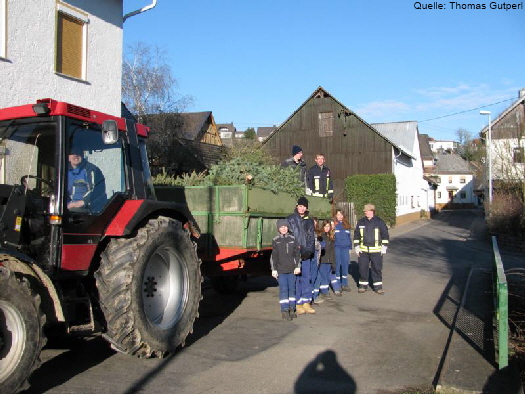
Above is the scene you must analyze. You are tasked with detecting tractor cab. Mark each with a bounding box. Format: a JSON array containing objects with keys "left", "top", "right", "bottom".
[{"left": 0, "top": 99, "right": 153, "bottom": 273}]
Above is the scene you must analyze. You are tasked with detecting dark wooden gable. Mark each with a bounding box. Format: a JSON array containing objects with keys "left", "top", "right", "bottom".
[{"left": 264, "top": 86, "right": 395, "bottom": 194}]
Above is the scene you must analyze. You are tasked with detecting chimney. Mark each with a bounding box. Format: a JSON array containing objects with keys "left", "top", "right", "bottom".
[{"left": 520, "top": 88, "right": 525, "bottom": 98}]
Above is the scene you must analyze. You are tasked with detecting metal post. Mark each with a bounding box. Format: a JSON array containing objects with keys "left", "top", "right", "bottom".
[
  {"left": 480, "top": 111, "right": 492, "bottom": 204},
  {"left": 488, "top": 115, "right": 493, "bottom": 204}
]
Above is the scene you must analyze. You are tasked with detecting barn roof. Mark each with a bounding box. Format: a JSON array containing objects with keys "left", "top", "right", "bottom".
[{"left": 264, "top": 86, "right": 413, "bottom": 158}]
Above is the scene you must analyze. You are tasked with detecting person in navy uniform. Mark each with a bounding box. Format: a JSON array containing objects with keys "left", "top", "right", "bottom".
[
  {"left": 353, "top": 204, "right": 389, "bottom": 295},
  {"left": 67, "top": 147, "right": 106, "bottom": 212},
  {"left": 307, "top": 153, "right": 333, "bottom": 201}
]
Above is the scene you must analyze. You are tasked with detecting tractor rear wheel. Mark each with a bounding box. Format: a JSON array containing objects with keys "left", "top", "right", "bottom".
[
  {"left": 0, "top": 266, "right": 46, "bottom": 394},
  {"left": 95, "top": 217, "right": 202, "bottom": 357}
]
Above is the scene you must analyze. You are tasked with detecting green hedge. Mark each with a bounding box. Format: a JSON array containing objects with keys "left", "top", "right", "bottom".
[{"left": 345, "top": 174, "right": 397, "bottom": 226}]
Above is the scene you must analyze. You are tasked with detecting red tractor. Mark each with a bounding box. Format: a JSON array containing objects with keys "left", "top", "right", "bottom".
[{"left": 0, "top": 99, "right": 202, "bottom": 393}]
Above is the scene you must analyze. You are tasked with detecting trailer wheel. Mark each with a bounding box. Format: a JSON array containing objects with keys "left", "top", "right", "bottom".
[
  {"left": 0, "top": 266, "right": 46, "bottom": 394},
  {"left": 95, "top": 217, "right": 202, "bottom": 358}
]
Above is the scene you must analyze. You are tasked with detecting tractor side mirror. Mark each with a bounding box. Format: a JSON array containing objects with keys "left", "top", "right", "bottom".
[{"left": 102, "top": 120, "right": 119, "bottom": 145}]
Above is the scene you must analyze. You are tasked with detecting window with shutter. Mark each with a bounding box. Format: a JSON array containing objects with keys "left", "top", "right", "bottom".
[
  {"left": 318, "top": 112, "right": 333, "bottom": 137},
  {"left": 56, "top": 4, "right": 88, "bottom": 80}
]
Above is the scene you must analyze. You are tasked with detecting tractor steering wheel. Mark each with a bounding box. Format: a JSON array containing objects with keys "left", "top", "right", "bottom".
[{"left": 20, "top": 175, "right": 54, "bottom": 195}]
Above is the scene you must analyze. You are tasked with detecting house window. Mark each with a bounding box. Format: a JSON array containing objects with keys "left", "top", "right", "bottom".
[
  {"left": 436, "top": 177, "right": 441, "bottom": 183},
  {"left": 460, "top": 176, "right": 466, "bottom": 184},
  {"left": 0, "top": 0, "right": 6, "bottom": 58},
  {"left": 448, "top": 176, "right": 453, "bottom": 184},
  {"left": 411, "top": 196, "right": 415, "bottom": 208},
  {"left": 56, "top": 3, "right": 88, "bottom": 80},
  {"left": 318, "top": 112, "right": 333, "bottom": 137},
  {"left": 220, "top": 131, "right": 232, "bottom": 139},
  {"left": 437, "top": 192, "right": 441, "bottom": 199},
  {"left": 460, "top": 192, "right": 466, "bottom": 199},
  {"left": 514, "top": 147, "right": 524, "bottom": 164}
]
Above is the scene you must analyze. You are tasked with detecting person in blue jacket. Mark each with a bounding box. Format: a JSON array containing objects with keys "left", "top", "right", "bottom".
[
  {"left": 333, "top": 209, "right": 352, "bottom": 292},
  {"left": 67, "top": 147, "right": 106, "bottom": 212}
]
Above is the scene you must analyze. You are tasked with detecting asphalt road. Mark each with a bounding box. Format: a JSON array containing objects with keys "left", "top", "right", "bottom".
[{"left": 21, "top": 210, "right": 518, "bottom": 394}]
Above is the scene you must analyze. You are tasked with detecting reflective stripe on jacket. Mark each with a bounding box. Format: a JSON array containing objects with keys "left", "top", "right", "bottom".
[
  {"left": 307, "top": 165, "right": 333, "bottom": 198},
  {"left": 353, "top": 215, "right": 389, "bottom": 253}
]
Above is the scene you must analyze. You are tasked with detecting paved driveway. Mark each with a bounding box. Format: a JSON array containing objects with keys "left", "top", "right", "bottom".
[{"left": 24, "top": 210, "right": 510, "bottom": 394}]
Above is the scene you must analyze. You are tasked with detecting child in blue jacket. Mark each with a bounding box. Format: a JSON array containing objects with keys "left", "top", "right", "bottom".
[{"left": 333, "top": 209, "right": 352, "bottom": 292}]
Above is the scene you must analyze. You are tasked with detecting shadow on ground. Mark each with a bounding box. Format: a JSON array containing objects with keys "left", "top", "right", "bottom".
[{"left": 294, "top": 350, "right": 357, "bottom": 394}]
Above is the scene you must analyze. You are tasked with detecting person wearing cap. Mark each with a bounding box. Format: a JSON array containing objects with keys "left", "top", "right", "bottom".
[
  {"left": 67, "top": 147, "right": 106, "bottom": 212},
  {"left": 287, "top": 196, "right": 316, "bottom": 314},
  {"left": 270, "top": 219, "right": 301, "bottom": 321},
  {"left": 353, "top": 204, "right": 389, "bottom": 295},
  {"left": 306, "top": 153, "right": 333, "bottom": 201},
  {"left": 282, "top": 145, "right": 307, "bottom": 187}
]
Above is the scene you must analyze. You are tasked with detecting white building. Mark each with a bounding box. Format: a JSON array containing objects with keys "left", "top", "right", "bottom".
[
  {"left": 0, "top": 0, "right": 135, "bottom": 116},
  {"left": 433, "top": 150, "right": 477, "bottom": 209},
  {"left": 480, "top": 88, "right": 525, "bottom": 190},
  {"left": 372, "top": 121, "right": 433, "bottom": 224},
  {"left": 429, "top": 139, "right": 457, "bottom": 152}
]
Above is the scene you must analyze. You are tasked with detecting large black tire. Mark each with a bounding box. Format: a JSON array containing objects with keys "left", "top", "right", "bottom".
[
  {"left": 0, "top": 266, "right": 46, "bottom": 394},
  {"left": 95, "top": 216, "right": 202, "bottom": 358}
]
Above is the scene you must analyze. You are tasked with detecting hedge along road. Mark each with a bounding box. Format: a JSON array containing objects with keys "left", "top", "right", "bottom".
[{"left": 24, "top": 210, "right": 495, "bottom": 394}]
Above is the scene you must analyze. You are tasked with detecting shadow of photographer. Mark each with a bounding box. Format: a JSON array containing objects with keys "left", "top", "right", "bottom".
[{"left": 295, "top": 350, "right": 357, "bottom": 394}]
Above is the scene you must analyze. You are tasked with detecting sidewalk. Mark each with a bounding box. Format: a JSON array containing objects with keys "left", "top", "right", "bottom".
[{"left": 432, "top": 210, "right": 523, "bottom": 393}]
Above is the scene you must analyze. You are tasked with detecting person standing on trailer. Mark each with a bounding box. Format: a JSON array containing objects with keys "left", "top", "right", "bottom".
[
  {"left": 282, "top": 145, "right": 308, "bottom": 188},
  {"left": 306, "top": 153, "right": 333, "bottom": 202}
]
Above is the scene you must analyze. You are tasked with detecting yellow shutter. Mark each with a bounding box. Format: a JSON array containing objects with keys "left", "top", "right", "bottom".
[{"left": 56, "top": 12, "right": 83, "bottom": 79}]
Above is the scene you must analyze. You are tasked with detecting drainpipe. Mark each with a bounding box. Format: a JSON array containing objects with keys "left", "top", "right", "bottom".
[{"left": 123, "top": 0, "right": 158, "bottom": 23}]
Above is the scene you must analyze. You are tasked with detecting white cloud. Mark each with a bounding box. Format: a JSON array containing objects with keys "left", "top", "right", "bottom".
[{"left": 353, "top": 100, "right": 411, "bottom": 121}]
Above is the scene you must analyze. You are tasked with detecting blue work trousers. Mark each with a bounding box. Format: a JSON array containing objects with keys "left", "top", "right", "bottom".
[
  {"left": 278, "top": 273, "right": 296, "bottom": 311},
  {"left": 335, "top": 247, "right": 350, "bottom": 287},
  {"left": 317, "top": 263, "right": 332, "bottom": 294},
  {"left": 296, "top": 258, "right": 314, "bottom": 305}
]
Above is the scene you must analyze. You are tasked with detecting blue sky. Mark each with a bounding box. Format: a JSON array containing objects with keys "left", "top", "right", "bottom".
[{"left": 123, "top": 1, "right": 524, "bottom": 141}]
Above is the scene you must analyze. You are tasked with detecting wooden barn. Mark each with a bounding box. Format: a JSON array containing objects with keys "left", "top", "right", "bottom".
[{"left": 264, "top": 86, "right": 404, "bottom": 199}]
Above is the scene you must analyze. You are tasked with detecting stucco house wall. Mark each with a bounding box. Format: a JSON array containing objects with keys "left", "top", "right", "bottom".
[
  {"left": 373, "top": 122, "right": 433, "bottom": 225},
  {"left": 0, "top": 0, "right": 123, "bottom": 116}
]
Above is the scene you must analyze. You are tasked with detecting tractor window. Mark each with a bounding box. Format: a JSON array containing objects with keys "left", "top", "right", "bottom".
[
  {"left": 0, "top": 122, "right": 56, "bottom": 197},
  {"left": 67, "top": 125, "right": 125, "bottom": 214}
]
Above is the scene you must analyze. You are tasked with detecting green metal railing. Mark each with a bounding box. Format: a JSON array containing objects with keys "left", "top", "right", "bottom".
[{"left": 492, "top": 236, "right": 509, "bottom": 369}]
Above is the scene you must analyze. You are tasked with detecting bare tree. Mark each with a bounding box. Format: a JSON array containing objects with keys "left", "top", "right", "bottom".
[
  {"left": 455, "top": 127, "right": 477, "bottom": 161},
  {"left": 122, "top": 42, "right": 192, "bottom": 168}
]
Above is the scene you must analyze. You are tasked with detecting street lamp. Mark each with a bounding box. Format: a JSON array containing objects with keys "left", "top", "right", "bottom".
[{"left": 480, "top": 110, "right": 492, "bottom": 204}]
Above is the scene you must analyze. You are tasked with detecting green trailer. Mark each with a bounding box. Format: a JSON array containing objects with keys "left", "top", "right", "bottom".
[{"left": 155, "top": 185, "right": 332, "bottom": 290}]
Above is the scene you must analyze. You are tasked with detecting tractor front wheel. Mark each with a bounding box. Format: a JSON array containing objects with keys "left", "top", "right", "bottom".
[
  {"left": 95, "top": 217, "right": 202, "bottom": 358},
  {"left": 0, "top": 266, "right": 46, "bottom": 394}
]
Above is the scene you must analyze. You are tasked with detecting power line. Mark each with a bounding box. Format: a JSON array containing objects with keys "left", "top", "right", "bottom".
[{"left": 418, "top": 96, "right": 517, "bottom": 123}]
